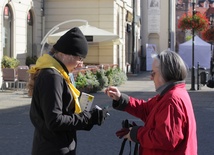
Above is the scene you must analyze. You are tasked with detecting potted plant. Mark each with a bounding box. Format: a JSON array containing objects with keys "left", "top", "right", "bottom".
[
  {"left": 202, "top": 27, "right": 214, "bottom": 42},
  {"left": 178, "top": 12, "right": 209, "bottom": 32},
  {"left": 75, "top": 71, "right": 99, "bottom": 93},
  {"left": 1, "top": 56, "right": 20, "bottom": 89},
  {"left": 105, "top": 67, "right": 127, "bottom": 86},
  {"left": 75, "top": 65, "right": 127, "bottom": 93},
  {"left": 25, "top": 55, "right": 38, "bottom": 67},
  {"left": 1, "top": 55, "right": 20, "bottom": 69}
]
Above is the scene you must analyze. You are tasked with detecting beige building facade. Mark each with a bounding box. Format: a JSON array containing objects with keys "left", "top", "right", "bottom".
[
  {"left": 43, "top": 0, "right": 141, "bottom": 73},
  {"left": 0, "top": 0, "right": 43, "bottom": 61},
  {"left": 0, "top": 0, "right": 43, "bottom": 86},
  {"left": 0, "top": 0, "right": 142, "bottom": 86},
  {"left": 140, "top": 0, "right": 176, "bottom": 55},
  {"left": 0, "top": 0, "right": 177, "bottom": 86}
]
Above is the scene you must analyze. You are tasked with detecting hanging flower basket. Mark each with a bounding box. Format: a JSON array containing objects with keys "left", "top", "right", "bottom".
[
  {"left": 202, "top": 27, "right": 214, "bottom": 43},
  {"left": 178, "top": 12, "right": 209, "bottom": 32}
]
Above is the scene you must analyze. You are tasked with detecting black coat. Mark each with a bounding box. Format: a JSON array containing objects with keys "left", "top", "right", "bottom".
[{"left": 30, "top": 66, "right": 93, "bottom": 155}]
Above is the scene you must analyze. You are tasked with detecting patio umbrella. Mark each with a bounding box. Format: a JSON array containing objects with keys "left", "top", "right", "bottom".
[{"left": 47, "top": 24, "right": 119, "bottom": 44}]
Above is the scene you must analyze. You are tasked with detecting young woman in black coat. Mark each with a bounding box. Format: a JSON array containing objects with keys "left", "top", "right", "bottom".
[{"left": 29, "top": 27, "right": 108, "bottom": 155}]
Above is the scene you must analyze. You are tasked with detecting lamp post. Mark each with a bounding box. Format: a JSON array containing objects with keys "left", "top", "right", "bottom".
[
  {"left": 190, "top": 0, "right": 196, "bottom": 90},
  {"left": 131, "top": 0, "right": 136, "bottom": 74}
]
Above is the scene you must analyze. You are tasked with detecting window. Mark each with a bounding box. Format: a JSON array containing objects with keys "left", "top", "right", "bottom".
[
  {"left": 27, "top": 10, "right": 33, "bottom": 57},
  {"left": 3, "top": 5, "right": 13, "bottom": 57}
]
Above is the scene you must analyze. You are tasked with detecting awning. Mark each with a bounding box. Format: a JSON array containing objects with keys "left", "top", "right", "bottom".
[{"left": 47, "top": 25, "right": 119, "bottom": 44}]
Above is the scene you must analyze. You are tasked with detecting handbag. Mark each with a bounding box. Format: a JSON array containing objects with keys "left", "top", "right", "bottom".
[{"left": 117, "top": 119, "right": 139, "bottom": 155}]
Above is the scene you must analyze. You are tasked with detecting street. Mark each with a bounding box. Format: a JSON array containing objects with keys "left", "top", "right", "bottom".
[{"left": 0, "top": 72, "right": 214, "bottom": 155}]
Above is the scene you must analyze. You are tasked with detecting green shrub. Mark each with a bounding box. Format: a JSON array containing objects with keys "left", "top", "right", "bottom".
[
  {"left": 75, "top": 67, "right": 127, "bottom": 93},
  {"left": 110, "top": 68, "right": 127, "bottom": 86},
  {"left": 76, "top": 70, "right": 99, "bottom": 93},
  {"left": 1, "top": 55, "right": 20, "bottom": 68},
  {"left": 85, "top": 70, "right": 100, "bottom": 92},
  {"left": 105, "top": 67, "right": 127, "bottom": 86},
  {"left": 75, "top": 72, "right": 87, "bottom": 89},
  {"left": 25, "top": 56, "right": 38, "bottom": 66},
  {"left": 96, "top": 69, "right": 109, "bottom": 90}
]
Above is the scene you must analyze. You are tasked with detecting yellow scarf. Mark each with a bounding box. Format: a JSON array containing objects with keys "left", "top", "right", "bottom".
[{"left": 28, "top": 54, "right": 82, "bottom": 114}]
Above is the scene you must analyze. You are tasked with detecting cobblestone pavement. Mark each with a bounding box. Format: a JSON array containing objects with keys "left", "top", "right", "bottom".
[{"left": 0, "top": 71, "right": 214, "bottom": 155}]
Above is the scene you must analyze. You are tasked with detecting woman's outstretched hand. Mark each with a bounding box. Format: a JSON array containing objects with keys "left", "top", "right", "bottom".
[{"left": 104, "top": 86, "right": 121, "bottom": 101}]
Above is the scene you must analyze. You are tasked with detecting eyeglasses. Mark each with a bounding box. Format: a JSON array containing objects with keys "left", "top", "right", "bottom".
[
  {"left": 150, "top": 71, "right": 156, "bottom": 78},
  {"left": 78, "top": 57, "right": 84, "bottom": 62},
  {"left": 70, "top": 55, "right": 84, "bottom": 62}
]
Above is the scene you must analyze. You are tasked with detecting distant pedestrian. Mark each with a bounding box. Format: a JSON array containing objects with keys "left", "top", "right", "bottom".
[
  {"left": 105, "top": 50, "right": 197, "bottom": 155},
  {"left": 29, "top": 27, "right": 108, "bottom": 155}
]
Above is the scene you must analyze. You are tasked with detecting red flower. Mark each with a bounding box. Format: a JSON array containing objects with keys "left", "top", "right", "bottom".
[
  {"left": 202, "top": 27, "right": 214, "bottom": 42},
  {"left": 178, "top": 12, "right": 209, "bottom": 32}
]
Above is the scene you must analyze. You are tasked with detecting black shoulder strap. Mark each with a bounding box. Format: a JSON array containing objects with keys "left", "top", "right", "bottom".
[
  {"left": 119, "top": 119, "right": 139, "bottom": 155},
  {"left": 119, "top": 139, "right": 126, "bottom": 155},
  {"left": 119, "top": 138, "right": 138, "bottom": 155},
  {"left": 134, "top": 143, "right": 139, "bottom": 155},
  {"left": 119, "top": 139, "right": 131, "bottom": 155}
]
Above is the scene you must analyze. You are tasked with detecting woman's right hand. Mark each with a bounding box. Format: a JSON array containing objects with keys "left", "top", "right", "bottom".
[{"left": 104, "top": 86, "right": 121, "bottom": 101}]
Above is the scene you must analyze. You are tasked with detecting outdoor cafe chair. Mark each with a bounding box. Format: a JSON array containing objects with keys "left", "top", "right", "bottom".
[
  {"left": 17, "top": 66, "right": 29, "bottom": 89},
  {"left": 1, "top": 68, "right": 17, "bottom": 90}
]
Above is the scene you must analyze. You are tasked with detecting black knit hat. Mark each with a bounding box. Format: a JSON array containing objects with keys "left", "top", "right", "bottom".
[{"left": 53, "top": 27, "right": 88, "bottom": 58}]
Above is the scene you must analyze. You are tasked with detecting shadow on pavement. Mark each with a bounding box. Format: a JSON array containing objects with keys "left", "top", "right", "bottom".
[{"left": 0, "top": 104, "right": 33, "bottom": 155}]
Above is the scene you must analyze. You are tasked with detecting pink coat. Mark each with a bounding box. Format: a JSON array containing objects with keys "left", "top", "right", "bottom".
[{"left": 125, "top": 83, "right": 197, "bottom": 155}]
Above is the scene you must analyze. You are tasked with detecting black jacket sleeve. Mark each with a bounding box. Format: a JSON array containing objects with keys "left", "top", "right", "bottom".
[{"left": 112, "top": 93, "right": 129, "bottom": 111}]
